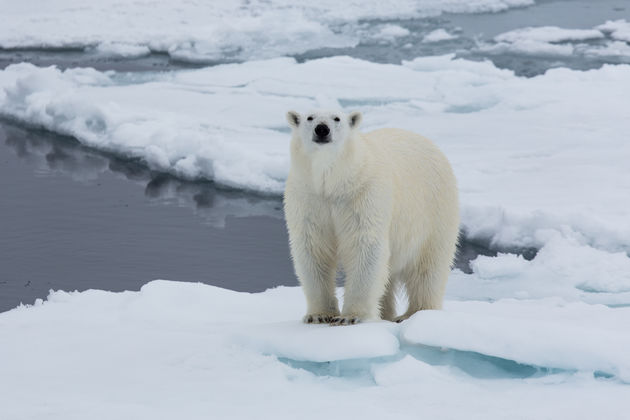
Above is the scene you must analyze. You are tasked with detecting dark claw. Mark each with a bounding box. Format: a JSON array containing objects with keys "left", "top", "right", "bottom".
[
  {"left": 329, "top": 316, "right": 359, "bottom": 326},
  {"left": 306, "top": 315, "right": 313, "bottom": 323}
]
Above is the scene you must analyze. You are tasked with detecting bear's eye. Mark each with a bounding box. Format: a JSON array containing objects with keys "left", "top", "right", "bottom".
[
  {"left": 334, "top": 117, "right": 340, "bottom": 122},
  {"left": 307, "top": 116, "right": 313, "bottom": 121}
]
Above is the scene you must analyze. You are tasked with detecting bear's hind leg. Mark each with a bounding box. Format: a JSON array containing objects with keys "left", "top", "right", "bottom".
[
  {"left": 398, "top": 258, "right": 450, "bottom": 321},
  {"left": 379, "top": 279, "right": 397, "bottom": 321}
]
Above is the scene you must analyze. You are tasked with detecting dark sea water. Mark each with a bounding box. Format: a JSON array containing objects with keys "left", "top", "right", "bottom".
[
  {"left": 0, "top": 123, "right": 292, "bottom": 311},
  {"left": 0, "top": 0, "right": 625, "bottom": 311}
]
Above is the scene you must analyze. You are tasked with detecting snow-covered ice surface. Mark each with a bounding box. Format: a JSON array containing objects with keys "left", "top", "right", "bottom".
[
  {"left": 0, "top": 0, "right": 534, "bottom": 62},
  {"left": 2, "top": 280, "right": 629, "bottom": 419}
]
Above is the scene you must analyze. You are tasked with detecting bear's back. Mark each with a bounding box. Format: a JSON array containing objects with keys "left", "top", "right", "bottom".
[{"left": 361, "top": 128, "right": 453, "bottom": 185}]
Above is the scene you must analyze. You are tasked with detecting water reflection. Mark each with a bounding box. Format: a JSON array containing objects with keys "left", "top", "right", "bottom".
[{"left": 1, "top": 122, "right": 283, "bottom": 227}]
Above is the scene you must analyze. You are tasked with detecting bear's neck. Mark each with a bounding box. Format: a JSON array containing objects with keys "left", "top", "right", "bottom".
[{"left": 303, "top": 134, "right": 368, "bottom": 197}]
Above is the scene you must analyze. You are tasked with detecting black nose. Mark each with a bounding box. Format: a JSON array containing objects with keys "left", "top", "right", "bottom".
[{"left": 314, "top": 124, "right": 330, "bottom": 137}]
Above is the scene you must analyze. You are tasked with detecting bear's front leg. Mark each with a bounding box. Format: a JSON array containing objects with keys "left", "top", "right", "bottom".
[
  {"left": 285, "top": 196, "right": 340, "bottom": 324},
  {"left": 333, "top": 195, "right": 391, "bottom": 325},
  {"left": 294, "top": 232, "right": 339, "bottom": 323},
  {"left": 332, "top": 239, "right": 390, "bottom": 325}
]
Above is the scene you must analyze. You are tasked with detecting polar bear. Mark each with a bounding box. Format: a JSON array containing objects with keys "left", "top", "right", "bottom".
[{"left": 284, "top": 110, "right": 459, "bottom": 325}]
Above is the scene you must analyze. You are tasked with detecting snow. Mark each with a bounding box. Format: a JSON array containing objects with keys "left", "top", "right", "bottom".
[
  {"left": 0, "top": 0, "right": 534, "bottom": 62},
  {"left": 1, "top": 55, "right": 629, "bottom": 252},
  {"left": 422, "top": 28, "right": 459, "bottom": 43},
  {"left": 1, "top": 279, "right": 629, "bottom": 419}
]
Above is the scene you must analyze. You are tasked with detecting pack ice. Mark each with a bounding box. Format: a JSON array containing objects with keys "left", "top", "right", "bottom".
[{"left": 0, "top": 0, "right": 534, "bottom": 61}]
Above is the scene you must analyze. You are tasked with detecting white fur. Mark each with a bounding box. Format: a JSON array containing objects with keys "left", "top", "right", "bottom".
[{"left": 284, "top": 110, "right": 459, "bottom": 325}]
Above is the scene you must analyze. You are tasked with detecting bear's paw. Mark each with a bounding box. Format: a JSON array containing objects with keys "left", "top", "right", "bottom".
[
  {"left": 303, "top": 313, "right": 338, "bottom": 324},
  {"left": 330, "top": 315, "right": 361, "bottom": 326}
]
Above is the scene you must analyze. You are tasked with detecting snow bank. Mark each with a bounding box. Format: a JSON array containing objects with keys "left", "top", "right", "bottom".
[
  {"left": 1, "top": 55, "right": 629, "bottom": 251},
  {"left": 447, "top": 234, "right": 630, "bottom": 306},
  {"left": 0, "top": 0, "right": 534, "bottom": 62},
  {"left": 1, "top": 279, "right": 629, "bottom": 419}
]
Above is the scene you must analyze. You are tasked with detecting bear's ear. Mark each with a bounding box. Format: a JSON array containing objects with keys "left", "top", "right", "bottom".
[
  {"left": 348, "top": 111, "right": 362, "bottom": 129},
  {"left": 286, "top": 111, "right": 300, "bottom": 129}
]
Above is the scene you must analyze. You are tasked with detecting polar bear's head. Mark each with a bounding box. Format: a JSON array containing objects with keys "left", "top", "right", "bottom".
[{"left": 286, "top": 109, "right": 362, "bottom": 153}]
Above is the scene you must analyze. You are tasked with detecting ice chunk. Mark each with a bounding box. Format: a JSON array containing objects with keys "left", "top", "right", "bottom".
[
  {"left": 494, "top": 27, "right": 605, "bottom": 43},
  {"left": 422, "top": 29, "right": 459, "bottom": 43},
  {"left": 92, "top": 42, "right": 151, "bottom": 58},
  {"left": 480, "top": 39, "right": 575, "bottom": 56},
  {"left": 401, "top": 301, "right": 630, "bottom": 381},
  {"left": 597, "top": 19, "right": 630, "bottom": 42},
  {"left": 373, "top": 24, "right": 411, "bottom": 41}
]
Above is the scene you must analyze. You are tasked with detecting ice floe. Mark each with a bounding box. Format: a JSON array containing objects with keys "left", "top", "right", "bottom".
[{"left": 1, "top": 279, "right": 629, "bottom": 419}]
